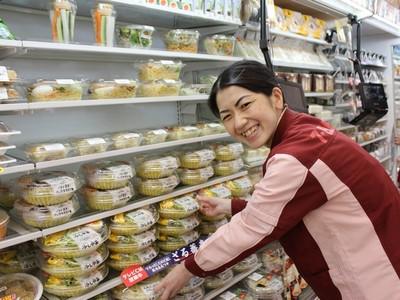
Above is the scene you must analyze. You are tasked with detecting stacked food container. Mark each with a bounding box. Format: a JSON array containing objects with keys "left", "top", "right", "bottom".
[
  {"left": 178, "top": 148, "right": 216, "bottom": 186},
  {"left": 212, "top": 142, "right": 245, "bottom": 177}
]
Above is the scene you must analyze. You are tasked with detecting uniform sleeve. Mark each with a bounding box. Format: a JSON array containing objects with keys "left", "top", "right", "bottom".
[
  {"left": 185, "top": 153, "right": 326, "bottom": 277},
  {"left": 231, "top": 199, "right": 247, "bottom": 215}
]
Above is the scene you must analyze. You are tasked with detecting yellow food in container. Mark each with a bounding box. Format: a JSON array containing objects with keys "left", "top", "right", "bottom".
[
  {"left": 165, "top": 29, "right": 200, "bottom": 53},
  {"left": 88, "top": 80, "right": 137, "bottom": 99},
  {"left": 204, "top": 268, "right": 234, "bottom": 289},
  {"left": 157, "top": 214, "right": 200, "bottom": 236},
  {"left": 0, "top": 182, "right": 16, "bottom": 209},
  {"left": 199, "top": 217, "right": 228, "bottom": 235},
  {"left": 137, "top": 80, "right": 182, "bottom": 97},
  {"left": 24, "top": 142, "right": 71, "bottom": 162},
  {"left": 213, "top": 158, "right": 244, "bottom": 176},
  {"left": 180, "top": 149, "right": 215, "bottom": 169},
  {"left": 196, "top": 122, "right": 225, "bottom": 136},
  {"left": 71, "top": 137, "right": 110, "bottom": 156},
  {"left": 110, "top": 132, "right": 142, "bottom": 149},
  {"left": 212, "top": 142, "right": 244, "bottom": 161},
  {"left": 137, "top": 174, "right": 179, "bottom": 197},
  {"left": 157, "top": 230, "right": 199, "bottom": 252},
  {"left": 179, "top": 166, "right": 214, "bottom": 185},
  {"left": 137, "top": 156, "right": 179, "bottom": 179},
  {"left": 107, "top": 246, "right": 158, "bottom": 271},
  {"left": 112, "top": 275, "right": 161, "bottom": 300},
  {"left": 107, "top": 228, "right": 156, "bottom": 253},
  {"left": 0, "top": 243, "right": 37, "bottom": 274},
  {"left": 110, "top": 205, "right": 158, "bottom": 235},
  {"left": 137, "top": 60, "right": 183, "bottom": 81},
  {"left": 233, "top": 253, "right": 259, "bottom": 273},
  {"left": 225, "top": 176, "right": 253, "bottom": 197},
  {"left": 141, "top": 129, "right": 168, "bottom": 145},
  {"left": 166, "top": 125, "right": 201, "bottom": 141},
  {"left": 27, "top": 79, "right": 83, "bottom": 102},
  {"left": 158, "top": 194, "right": 199, "bottom": 219},
  {"left": 204, "top": 35, "right": 236, "bottom": 56}
]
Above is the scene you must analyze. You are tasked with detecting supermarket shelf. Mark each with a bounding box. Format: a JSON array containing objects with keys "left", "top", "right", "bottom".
[
  {"left": 363, "top": 15, "right": 400, "bottom": 38},
  {"left": 273, "top": 59, "right": 333, "bottom": 72},
  {"left": 0, "top": 95, "right": 209, "bottom": 112},
  {"left": 337, "top": 125, "right": 356, "bottom": 131},
  {"left": 0, "top": 220, "right": 41, "bottom": 250},
  {"left": 305, "top": 92, "right": 334, "bottom": 98},
  {"left": 378, "top": 155, "right": 391, "bottom": 163},
  {"left": 361, "top": 63, "right": 387, "bottom": 68},
  {"left": 33, "top": 133, "right": 231, "bottom": 170},
  {"left": 0, "top": 39, "right": 23, "bottom": 48},
  {"left": 270, "top": 28, "right": 329, "bottom": 45},
  {"left": 203, "top": 264, "right": 262, "bottom": 300},
  {"left": 1, "top": 160, "right": 35, "bottom": 175},
  {"left": 359, "top": 135, "right": 388, "bottom": 147},
  {"left": 69, "top": 276, "right": 122, "bottom": 300}
]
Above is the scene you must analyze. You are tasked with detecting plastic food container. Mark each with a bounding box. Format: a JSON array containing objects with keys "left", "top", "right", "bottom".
[
  {"left": 217, "top": 288, "right": 254, "bottom": 300},
  {"left": 233, "top": 254, "right": 259, "bottom": 273},
  {"left": 0, "top": 209, "right": 9, "bottom": 239},
  {"left": 110, "top": 205, "right": 158, "bottom": 235},
  {"left": 142, "top": 129, "right": 168, "bottom": 145},
  {"left": 38, "top": 221, "right": 109, "bottom": 258},
  {"left": 180, "top": 277, "right": 204, "bottom": 294},
  {"left": 214, "top": 158, "right": 244, "bottom": 176},
  {"left": 0, "top": 182, "right": 16, "bottom": 209},
  {"left": 43, "top": 264, "right": 108, "bottom": 297},
  {"left": 157, "top": 214, "right": 200, "bottom": 236},
  {"left": 204, "top": 269, "right": 234, "bottom": 289},
  {"left": 39, "top": 245, "right": 109, "bottom": 278},
  {"left": 212, "top": 143, "right": 244, "bottom": 161},
  {"left": 0, "top": 66, "right": 18, "bottom": 84},
  {"left": 137, "top": 174, "right": 179, "bottom": 196},
  {"left": 81, "top": 161, "right": 135, "bottom": 190},
  {"left": 174, "top": 287, "right": 205, "bottom": 300},
  {"left": 204, "top": 35, "right": 235, "bottom": 56},
  {"left": 137, "top": 80, "right": 182, "bottom": 97},
  {"left": 107, "top": 246, "right": 158, "bottom": 271},
  {"left": 49, "top": 0, "right": 77, "bottom": 43},
  {"left": 180, "top": 149, "right": 216, "bottom": 169},
  {"left": 242, "top": 146, "right": 269, "bottom": 165},
  {"left": 71, "top": 137, "right": 111, "bottom": 156},
  {"left": 0, "top": 85, "right": 23, "bottom": 103},
  {"left": 196, "top": 122, "right": 225, "bottom": 136},
  {"left": 165, "top": 29, "right": 200, "bottom": 53},
  {"left": 92, "top": 3, "right": 116, "bottom": 47},
  {"left": 137, "top": 156, "right": 179, "bottom": 179},
  {"left": 88, "top": 80, "right": 137, "bottom": 99},
  {"left": 107, "top": 228, "right": 156, "bottom": 253},
  {"left": 0, "top": 273, "right": 43, "bottom": 300},
  {"left": 245, "top": 273, "right": 284, "bottom": 299},
  {"left": 110, "top": 132, "right": 142, "bottom": 149},
  {"left": 112, "top": 276, "right": 161, "bottom": 300},
  {"left": 199, "top": 217, "right": 228, "bottom": 235},
  {"left": 118, "top": 24, "right": 155, "bottom": 48},
  {"left": 24, "top": 142, "right": 71, "bottom": 162},
  {"left": 167, "top": 126, "right": 201, "bottom": 140},
  {"left": 312, "top": 74, "right": 325, "bottom": 92},
  {"left": 82, "top": 184, "right": 135, "bottom": 211},
  {"left": 225, "top": 176, "right": 253, "bottom": 197},
  {"left": 198, "top": 184, "right": 232, "bottom": 198},
  {"left": 17, "top": 171, "right": 79, "bottom": 206},
  {"left": 27, "top": 80, "right": 83, "bottom": 101},
  {"left": 157, "top": 230, "right": 199, "bottom": 252},
  {"left": 179, "top": 166, "right": 214, "bottom": 185},
  {"left": 298, "top": 73, "right": 311, "bottom": 92},
  {"left": 20, "top": 196, "right": 80, "bottom": 228},
  {"left": 138, "top": 60, "right": 184, "bottom": 81},
  {"left": 158, "top": 194, "right": 199, "bottom": 219},
  {"left": 325, "top": 74, "right": 335, "bottom": 92},
  {"left": 0, "top": 243, "right": 37, "bottom": 274}
]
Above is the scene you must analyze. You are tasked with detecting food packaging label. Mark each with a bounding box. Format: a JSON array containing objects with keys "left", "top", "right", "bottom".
[
  {"left": 181, "top": 126, "right": 197, "bottom": 132},
  {"left": 219, "top": 291, "right": 237, "bottom": 300},
  {"left": 232, "top": 177, "right": 252, "bottom": 189},
  {"left": 76, "top": 251, "right": 104, "bottom": 271},
  {"left": 137, "top": 247, "right": 158, "bottom": 263},
  {"left": 243, "top": 254, "right": 259, "bottom": 265},
  {"left": 208, "top": 123, "right": 222, "bottom": 128},
  {"left": 163, "top": 79, "right": 176, "bottom": 84},
  {"left": 209, "top": 185, "right": 231, "bottom": 198},
  {"left": 42, "top": 176, "right": 76, "bottom": 195},
  {"left": 162, "top": 176, "right": 179, "bottom": 188},
  {"left": 121, "top": 133, "right": 141, "bottom": 139},
  {"left": 114, "top": 79, "right": 131, "bottom": 84},
  {"left": 110, "top": 186, "right": 133, "bottom": 205},
  {"left": 141, "top": 281, "right": 159, "bottom": 298},
  {"left": 107, "top": 164, "right": 133, "bottom": 180},
  {"left": 0, "top": 87, "right": 8, "bottom": 100},
  {"left": 217, "top": 269, "right": 233, "bottom": 281},
  {"left": 185, "top": 276, "right": 204, "bottom": 289},
  {"left": 160, "top": 60, "right": 175, "bottom": 65},
  {"left": 56, "top": 79, "right": 75, "bottom": 85},
  {"left": 184, "top": 288, "right": 204, "bottom": 300},
  {"left": 80, "top": 269, "right": 104, "bottom": 289},
  {"left": 86, "top": 137, "right": 106, "bottom": 145},
  {"left": 193, "top": 149, "right": 215, "bottom": 164},
  {"left": 43, "top": 143, "right": 66, "bottom": 152},
  {"left": 199, "top": 167, "right": 214, "bottom": 178},
  {"left": 168, "top": 216, "right": 199, "bottom": 229},
  {"left": 136, "top": 230, "right": 157, "bottom": 248},
  {"left": 48, "top": 200, "right": 75, "bottom": 219},
  {"left": 248, "top": 272, "right": 264, "bottom": 282},
  {"left": 181, "top": 231, "right": 199, "bottom": 244},
  {"left": 68, "top": 228, "right": 102, "bottom": 250},
  {"left": 228, "top": 143, "right": 244, "bottom": 155},
  {"left": 175, "top": 195, "right": 199, "bottom": 212},
  {"left": 126, "top": 209, "right": 155, "bottom": 229},
  {"left": 151, "top": 129, "right": 168, "bottom": 135},
  {"left": 0, "top": 67, "right": 9, "bottom": 82},
  {"left": 158, "top": 156, "right": 179, "bottom": 169}
]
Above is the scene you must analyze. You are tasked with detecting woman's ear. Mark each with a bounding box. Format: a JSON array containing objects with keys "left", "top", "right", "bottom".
[{"left": 271, "top": 87, "right": 284, "bottom": 110}]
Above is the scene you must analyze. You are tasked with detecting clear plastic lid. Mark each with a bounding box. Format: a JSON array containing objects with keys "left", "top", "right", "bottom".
[
  {"left": 180, "top": 148, "right": 216, "bottom": 169},
  {"left": 233, "top": 253, "right": 259, "bottom": 273},
  {"left": 81, "top": 161, "right": 135, "bottom": 190},
  {"left": 0, "top": 66, "right": 18, "bottom": 83},
  {"left": 107, "top": 228, "right": 157, "bottom": 253},
  {"left": 70, "top": 137, "right": 111, "bottom": 156},
  {"left": 0, "top": 85, "right": 24, "bottom": 104},
  {"left": 158, "top": 194, "right": 199, "bottom": 219},
  {"left": 24, "top": 142, "right": 71, "bottom": 162},
  {"left": 196, "top": 122, "right": 225, "bottom": 136},
  {"left": 212, "top": 142, "right": 244, "bottom": 161},
  {"left": 109, "top": 131, "right": 142, "bottom": 149},
  {"left": 157, "top": 230, "right": 199, "bottom": 252},
  {"left": 110, "top": 205, "right": 159, "bottom": 235},
  {"left": 137, "top": 60, "right": 184, "bottom": 81},
  {"left": 174, "top": 286, "right": 205, "bottom": 300},
  {"left": 108, "top": 246, "right": 158, "bottom": 271},
  {"left": 165, "top": 29, "right": 200, "bottom": 53},
  {"left": 93, "top": 3, "right": 115, "bottom": 15},
  {"left": 166, "top": 125, "right": 201, "bottom": 141},
  {"left": 27, "top": 79, "right": 84, "bottom": 102},
  {"left": 118, "top": 24, "right": 155, "bottom": 48},
  {"left": 136, "top": 174, "right": 180, "bottom": 197},
  {"left": 204, "top": 268, "right": 234, "bottom": 289},
  {"left": 179, "top": 166, "right": 214, "bottom": 185},
  {"left": 112, "top": 275, "right": 161, "bottom": 300},
  {"left": 82, "top": 183, "right": 135, "bottom": 211},
  {"left": 204, "top": 35, "right": 236, "bottom": 56},
  {"left": 157, "top": 214, "right": 200, "bottom": 236},
  {"left": 88, "top": 79, "right": 137, "bottom": 99},
  {"left": 0, "top": 273, "right": 43, "bottom": 300},
  {"left": 225, "top": 176, "right": 253, "bottom": 197},
  {"left": 17, "top": 171, "right": 79, "bottom": 206},
  {"left": 214, "top": 158, "right": 244, "bottom": 176},
  {"left": 137, "top": 79, "right": 182, "bottom": 97},
  {"left": 141, "top": 128, "right": 168, "bottom": 145},
  {"left": 163, "top": 266, "right": 204, "bottom": 294},
  {"left": 137, "top": 156, "right": 179, "bottom": 179},
  {"left": 245, "top": 273, "right": 284, "bottom": 298},
  {"left": 218, "top": 288, "right": 254, "bottom": 300},
  {"left": 0, "top": 242, "right": 38, "bottom": 274},
  {"left": 199, "top": 217, "right": 228, "bottom": 235},
  {"left": 198, "top": 183, "right": 232, "bottom": 199}
]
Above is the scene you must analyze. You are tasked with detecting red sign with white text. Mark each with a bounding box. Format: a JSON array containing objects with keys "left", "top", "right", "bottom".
[{"left": 120, "top": 264, "right": 149, "bottom": 288}]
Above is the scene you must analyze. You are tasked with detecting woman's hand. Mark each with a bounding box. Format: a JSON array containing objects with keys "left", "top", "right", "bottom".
[
  {"left": 155, "top": 263, "right": 193, "bottom": 300},
  {"left": 197, "top": 195, "right": 231, "bottom": 216}
]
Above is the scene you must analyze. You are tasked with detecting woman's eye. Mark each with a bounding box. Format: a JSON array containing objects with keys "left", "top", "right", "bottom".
[
  {"left": 241, "top": 102, "right": 252, "bottom": 109},
  {"left": 221, "top": 115, "right": 231, "bottom": 121}
]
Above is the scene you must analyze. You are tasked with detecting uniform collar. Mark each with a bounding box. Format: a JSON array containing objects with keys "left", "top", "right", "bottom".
[{"left": 270, "top": 108, "right": 299, "bottom": 149}]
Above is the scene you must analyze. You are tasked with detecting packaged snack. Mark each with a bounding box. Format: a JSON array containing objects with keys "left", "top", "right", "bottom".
[
  {"left": 158, "top": 194, "right": 199, "bottom": 219},
  {"left": 88, "top": 79, "right": 137, "bottom": 99},
  {"left": 38, "top": 221, "right": 109, "bottom": 258},
  {"left": 137, "top": 175, "right": 180, "bottom": 197},
  {"left": 24, "top": 142, "right": 71, "bottom": 162},
  {"left": 92, "top": 3, "right": 116, "bottom": 47},
  {"left": 138, "top": 60, "right": 184, "bottom": 81},
  {"left": 142, "top": 129, "right": 168, "bottom": 145},
  {"left": 0, "top": 18, "right": 15, "bottom": 40},
  {"left": 283, "top": 9, "right": 303, "bottom": 34},
  {"left": 112, "top": 275, "right": 161, "bottom": 300},
  {"left": 225, "top": 176, "right": 252, "bottom": 197},
  {"left": 49, "top": 0, "right": 77, "bottom": 43},
  {"left": 198, "top": 183, "right": 231, "bottom": 198},
  {"left": 17, "top": 171, "right": 79, "bottom": 206},
  {"left": 110, "top": 132, "right": 142, "bottom": 149},
  {"left": 0, "top": 85, "right": 23, "bottom": 103},
  {"left": 157, "top": 230, "right": 199, "bottom": 252},
  {"left": 43, "top": 264, "right": 108, "bottom": 297},
  {"left": 107, "top": 228, "right": 157, "bottom": 253},
  {"left": 180, "top": 149, "right": 216, "bottom": 169},
  {"left": 174, "top": 287, "right": 205, "bottom": 300},
  {"left": 137, "top": 156, "right": 179, "bottom": 179},
  {"left": 196, "top": 122, "right": 225, "bottom": 136},
  {"left": 204, "top": 268, "right": 234, "bottom": 289},
  {"left": 71, "top": 137, "right": 110, "bottom": 156},
  {"left": 199, "top": 217, "right": 228, "bottom": 235},
  {"left": 39, "top": 245, "right": 108, "bottom": 278},
  {"left": 157, "top": 214, "right": 200, "bottom": 236},
  {"left": 81, "top": 161, "right": 135, "bottom": 190},
  {"left": 165, "top": 29, "right": 200, "bottom": 53},
  {"left": 167, "top": 125, "right": 201, "bottom": 140},
  {"left": 137, "top": 80, "right": 182, "bottom": 97},
  {"left": 179, "top": 166, "right": 214, "bottom": 185},
  {"left": 0, "top": 273, "right": 43, "bottom": 300},
  {"left": 0, "top": 66, "right": 18, "bottom": 84},
  {"left": 218, "top": 287, "right": 254, "bottom": 300},
  {"left": 118, "top": 24, "right": 155, "bottom": 48},
  {"left": 0, "top": 243, "right": 38, "bottom": 274},
  {"left": 20, "top": 196, "right": 80, "bottom": 228},
  {"left": 214, "top": 158, "right": 244, "bottom": 176},
  {"left": 233, "top": 253, "right": 259, "bottom": 273},
  {"left": 245, "top": 272, "right": 284, "bottom": 299},
  {"left": 82, "top": 184, "right": 135, "bottom": 211},
  {"left": 204, "top": 35, "right": 235, "bottom": 56},
  {"left": 108, "top": 246, "right": 158, "bottom": 271},
  {"left": 212, "top": 142, "right": 244, "bottom": 161},
  {"left": 0, "top": 181, "right": 16, "bottom": 209},
  {"left": 27, "top": 80, "right": 83, "bottom": 102},
  {"left": 110, "top": 205, "right": 158, "bottom": 235}
]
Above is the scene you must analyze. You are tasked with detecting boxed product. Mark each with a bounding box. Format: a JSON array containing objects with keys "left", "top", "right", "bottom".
[
  {"left": 167, "top": 125, "right": 201, "bottom": 140},
  {"left": 107, "top": 228, "right": 156, "bottom": 253},
  {"left": 81, "top": 161, "right": 135, "bottom": 190},
  {"left": 165, "top": 29, "right": 200, "bottom": 53},
  {"left": 0, "top": 273, "right": 43, "bottom": 300},
  {"left": 88, "top": 79, "right": 137, "bottom": 99},
  {"left": 233, "top": 253, "right": 259, "bottom": 273},
  {"left": 0, "top": 243, "right": 38, "bottom": 274},
  {"left": 141, "top": 129, "right": 168, "bottom": 145},
  {"left": 92, "top": 3, "right": 116, "bottom": 47},
  {"left": 70, "top": 137, "right": 111, "bottom": 156},
  {"left": 112, "top": 275, "right": 161, "bottom": 300},
  {"left": 137, "top": 80, "right": 182, "bottom": 97},
  {"left": 24, "top": 142, "right": 71, "bottom": 162},
  {"left": 137, "top": 60, "right": 184, "bottom": 81},
  {"left": 199, "top": 217, "right": 228, "bottom": 235},
  {"left": 204, "top": 268, "right": 234, "bottom": 289},
  {"left": 118, "top": 24, "right": 155, "bottom": 48},
  {"left": 196, "top": 122, "right": 225, "bottom": 136},
  {"left": 157, "top": 214, "right": 200, "bottom": 236},
  {"left": 27, "top": 80, "right": 84, "bottom": 102},
  {"left": 179, "top": 166, "right": 214, "bottom": 185},
  {"left": 158, "top": 194, "right": 199, "bottom": 219},
  {"left": 225, "top": 176, "right": 253, "bottom": 197},
  {"left": 212, "top": 142, "right": 244, "bottom": 161},
  {"left": 49, "top": 0, "right": 77, "bottom": 43},
  {"left": 204, "top": 35, "right": 235, "bottom": 56},
  {"left": 180, "top": 149, "right": 216, "bottom": 169},
  {"left": 109, "top": 131, "right": 142, "bottom": 149},
  {"left": 136, "top": 174, "right": 180, "bottom": 196},
  {"left": 110, "top": 205, "right": 159, "bottom": 235},
  {"left": 136, "top": 156, "right": 180, "bottom": 179},
  {"left": 213, "top": 158, "right": 244, "bottom": 176},
  {"left": 108, "top": 246, "right": 158, "bottom": 271},
  {"left": 157, "top": 230, "right": 199, "bottom": 251},
  {"left": 17, "top": 171, "right": 79, "bottom": 206}
]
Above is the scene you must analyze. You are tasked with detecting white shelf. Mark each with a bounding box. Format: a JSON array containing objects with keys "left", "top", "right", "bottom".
[
  {"left": 378, "top": 155, "right": 391, "bottom": 163},
  {"left": 203, "top": 264, "right": 262, "bottom": 300},
  {"left": 269, "top": 28, "right": 328, "bottom": 45},
  {"left": 363, "top": 15, "right": 400, "bottom": 38},
  {"left": 273, "top": 59, "right": 333, "bottom": 72},
  {"left": 361, "top": 63, "right": 387, "bottom": 68},
  {"left": 335, "top": 79, "right": 350, "bottom": 84},
  {"left": 1, "top": 161, "right": 35, "bottom": 175},
  {"left": 305, "top": 92, "right": 334, "bottom": 98},
  {"left": 0, "top": 95, "right": 209, "bottom": 112},
  {"left": 0, "top": 220, "right": 41, "bottom": 250},
  {"left": 0, "top": 39, "right": 23, "bottom": 48},
  {"left": 337, "top": 125, "right": 356, "bottom": 131},
  {"left": 33, "top": 133, "right": 231, "bottom": 170},
  {"left": 359, "top": 135, "right": 388, "bottom": 147}
]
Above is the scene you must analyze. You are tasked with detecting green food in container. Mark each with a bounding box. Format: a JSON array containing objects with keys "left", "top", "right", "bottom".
[{"left": 118, "top": 25, "right": 155, "bottom": 48}]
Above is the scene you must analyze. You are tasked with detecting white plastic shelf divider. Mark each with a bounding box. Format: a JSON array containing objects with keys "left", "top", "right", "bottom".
[
  {"left": 34, "top": 133, "right": 231, "bottom": 170},
  {"left": 361, "top": 63, "right": 387, "bottom": 68},
  {"left": 378, "top": 155, "right": 391, "bottom": 163},
  {"left": 0, "top": 39, "right": 23, "bottom": 48},
  {"left": 0, "top": 220, "right": 41, "bottom": 250},
  {"left": 359, "top": 135, "right": 388, "bottom": 147},
  {"left": 1, "top": 161, "right": 35, "bottom": 175},
  {"left": 304, "top": 92, "right": 334, "bottom": 98},
  {"left": 249, "top": 27, "right": 329, "bottom": 45},
  {"left": 273, "top": 59, "right": 333, "bottom": 72}
]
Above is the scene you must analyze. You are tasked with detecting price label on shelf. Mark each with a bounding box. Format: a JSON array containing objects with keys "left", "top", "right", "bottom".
[{"left": 68, "top": 228, "right": 102, "bottom": 250}]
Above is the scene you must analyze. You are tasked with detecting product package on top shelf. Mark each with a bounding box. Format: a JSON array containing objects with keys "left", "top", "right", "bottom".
[
  {"left": 92, "top": 3, "right": 116, "bottom": 47},
  {"left": 49, "top": 0, "right": 77, "bottom": 43}
]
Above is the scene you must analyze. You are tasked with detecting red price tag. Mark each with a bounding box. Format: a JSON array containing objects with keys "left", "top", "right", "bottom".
[{"left": 120, "top": 264, "right": 149, "bottom": 288}]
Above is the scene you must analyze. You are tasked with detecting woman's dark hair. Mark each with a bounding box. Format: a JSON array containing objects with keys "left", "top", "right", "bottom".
[{"left": 208, "top": 60, "right": 280, "bottom": 117}]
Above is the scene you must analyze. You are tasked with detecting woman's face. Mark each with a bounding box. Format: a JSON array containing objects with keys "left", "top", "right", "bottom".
[{"left": 217, "top": 85, "right": 284, "bottom": 149}]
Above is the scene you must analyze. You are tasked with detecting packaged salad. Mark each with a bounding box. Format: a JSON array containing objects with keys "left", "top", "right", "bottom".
[
  {"left": 70, "top": 137, "right": 111, "bottom": 156},
  {"left": 204, "top": 35, "right": 236, "bottom": 56},
  {"left": 110, "top": 205, "right": 158, "bottom": 235},
  {"left": 118, "top": 24, "right": 155, "bottom": 48},
  {"left": 165, "top": 29, "right": 200, "bottom": 53},
  {"left": 137, "top": 79, "right": 182, "bottom": 97},
  {"left": 24, "top": 142, "right": 71, "bottom": 162},
  {"left": 136, "top": 156, "right": 179, "bottom": 179},
  {"left": 212, "top": 142, "right": 244, "bottom": 161},
  {"left": 136, "top": 174, "right": 179, "bottom": 196},
  {"left": 110, "top": 131, "right": 142, "bottom": 149},
  {"left": 107, "top": 246, "right": 158, "bottom": 271},
  {"left": 0, "top": 273, "right": 43, "bottom": 300},
  {"left": 213, "top": 158, "right": 244, "bottom": 176},
  {"left": 158, "top": 194, "right": 199, "bottom": 219},
  {"left": 27, "top": 79, "right": 83, "bottom": 102},
  {"left": 157, "top": 214, "right": 200, "bottom": 236},
  {"left": 204, "top": 268, "right": 234, "bottom": 289},
  {"left": 157, "top": 230, "right": 199, "bottom": 252},
  {"left": 107, "top": 228, "right": 157, "bottom": 253},
  {"left": 0, "top": 243, "right": 38, "bottom": 274},
  {"left": 137, "top": 60, "right": 184, "bottom": 81},
  {"left": 141, "top": 129, "right": 169, "bottom": 145},
  {"left": 88, "top": 79, "right": 137, "bottom": 99},
  {"left": 112, "top": 275, "right": 161, "bottom": 300},
  {"left": 180, "top": 148, "right": 216, "bottom": 169}
]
